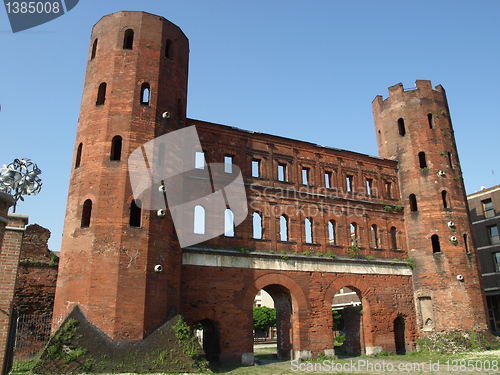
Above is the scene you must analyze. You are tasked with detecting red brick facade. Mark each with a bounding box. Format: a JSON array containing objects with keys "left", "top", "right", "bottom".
[{"left": 52, "top": 11, "right": 488, "bottom": 364}]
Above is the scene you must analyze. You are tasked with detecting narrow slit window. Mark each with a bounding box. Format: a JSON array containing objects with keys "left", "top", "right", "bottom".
[
  {"left": 129, "top": 200, "right": 141, "bottom": 227},
  {"left": 328, "top": 220, "right": 336, "bottom": 244},
  {"left": 366, "top": 178, "right": 373, "bottom": 196},
  {"left": 447, "top": 152, "right": 454, "bottom": 169},
  {"left": 278, "top": 163, "right": 286, "bottom": 182},
  {"left": 409, "top": 194, "right": 418, "bottom": 212},
  {"left": 350, "top": 222, "right": 358, "bottom": 245},
  {"left": 371, "top": 224, "right": 379, "bottom": 248},
  {"left": 224, "top": 155, "right": 233, "bottom": 173},
  {"left": 385, "top": 181, "right": 392, "bottom": 198},
  {"left": 418, "top": 152, "right": 427, "bottom": 169},
  {"left": 75, "top": 143, "right": 82, "bottom": 169},
  {"left": 91, "top": 38, "right": 98, "bottom": 59},
  {"left": 253, "top": 212, "right": 262, "bottom": 239},
  {"left": 140, "top": 82, "right": 150, "bottom": 105},
  {"left": 427, "top": 113, "right": 433, "bottom": 129},
  {"left": 305, "top": 217, "right": 313, "bottom": 243},
  {"left": 346, "top": 175, "right": 353, "bottom": 192},
  {"left": 325, "top": 172, "right": 332, "bottom": 189},
  {"left": 194, "top": 205, "right": 205, "bottom": 234},
  {"left": 398, "top": 118, "right": 406, "bottom": 136},
  {"left": 110, "top": 135, "right": 122, "bottom": 161},
  {"left": 441, "top": 190, "right": 448, "bottom": 209},
  {"left": 280, "top": 215, "right": 288, "bottom": 241},
  {"left": 391, "top": 227, "right": 397, "bottom": 250},
  {"left": 224, "top": 209, "right": 234, "bottom": 237},
  {"left": 302, "top": 168, "right": 309, "bottom": 185},
  {"left": 431, "top": 234, "right": 441, "bottom": 253},
  {"left": 81, "top": 199, "right": 92, "bottom": 228},
  {"left": 252, "top": 159, "right": 261, "bottom": 178},
  {"left": 96, "top": 82, "right": 106, "bottom": 106},
  {"left": 123, "top": 29, "right": 134, "bottom": 49},
  {"left": 165, "top": 39, "right": 173, "bottom": 59},
  {"left": 464, "top": 234, "right": 469, "bottom": 253}
]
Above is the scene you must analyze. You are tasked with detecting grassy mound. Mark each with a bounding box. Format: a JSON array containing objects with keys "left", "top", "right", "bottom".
[
  {"left": 33, "top": 306, "right": 208, "bottom": 373},
  {"left": 417, "top": 331, "right": 500, "bottom": 354}
]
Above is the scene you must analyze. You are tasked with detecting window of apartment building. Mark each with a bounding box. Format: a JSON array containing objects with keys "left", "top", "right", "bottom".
[
  {"left": 278, "top": 163, "right": 287, "bottom": 182},
  {"left": 195, "top": 151, "right": 205, "bottom": 169},
  {"left": 280, "top": 215, "right": 288, "bottom": 241},
  {"left": 305, "top": 217, "right": 313, "bottom": 243},
  {"left": 483, "top": 199, "right": 495, "bottom": 219},
  {"left": 302, "top": 167, "right": 309, "bottom": 185},
  {"left": 385, "top": 181, "right": 392, "bottom": 198},
  {"left": 366, "top": 178, "right": 373, "bottom": 196},
  {"left": 252, "top": 159, "right": 261, "bottom": 178},
  {"left": 253, "top": 212, "right": 262, "bottom": 239},
  {"left": 224, "top": 155, "right": 233, "bottom": 173},
  {"left": 328, "top": 220, "right": 336, "bottom": 244},
  {"left": 488, "top": 225, "right": 500, "bottom": 245},
  {"left": 494, "top": 252, "right": 500, "bottom": 272},
  {"left": 325, "top": 172, "right": 332, "bottom": 189},
  {"left": 346, "top": 175, "right": 354, "bottom": 192}
]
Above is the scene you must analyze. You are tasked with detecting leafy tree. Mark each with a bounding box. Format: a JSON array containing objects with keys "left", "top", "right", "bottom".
[{"left": 253, "top": 306, "right": 276, "bottom": 331}]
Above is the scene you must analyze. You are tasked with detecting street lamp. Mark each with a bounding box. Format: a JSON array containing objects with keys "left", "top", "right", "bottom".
[{"left": 0, "top": 158, "right": 42, "bottom": 212}]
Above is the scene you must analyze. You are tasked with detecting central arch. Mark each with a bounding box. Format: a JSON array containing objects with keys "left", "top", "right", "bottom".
[{"left": 244, "top": 273, "right": 308, "bottom": 360}]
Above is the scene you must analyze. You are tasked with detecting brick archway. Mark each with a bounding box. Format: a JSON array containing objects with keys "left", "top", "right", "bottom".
[
  {"left": 323, "top": 276, "right": 375, "bottom": 354},
  {"left": 244, "top": 273, "right": 308, "bottom": 355}
]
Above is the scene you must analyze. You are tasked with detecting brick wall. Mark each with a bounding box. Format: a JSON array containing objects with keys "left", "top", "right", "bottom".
[{"left": 0, "top": 213, "right": 28, "bottom": 374}]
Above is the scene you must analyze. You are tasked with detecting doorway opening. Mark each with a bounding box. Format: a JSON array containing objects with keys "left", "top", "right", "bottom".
[{"left": 194, "top": 319, "right": 220, "bottom": 364}]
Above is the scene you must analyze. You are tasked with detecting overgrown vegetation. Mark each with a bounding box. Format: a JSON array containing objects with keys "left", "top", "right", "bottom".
[{"left": 253, "top": 306, "right": 276, "bottom": 331}]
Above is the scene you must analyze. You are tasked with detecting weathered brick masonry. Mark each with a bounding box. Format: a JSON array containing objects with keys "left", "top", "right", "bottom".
[{"left": 52, "top": 11, "right": 488, "bottom": 364}]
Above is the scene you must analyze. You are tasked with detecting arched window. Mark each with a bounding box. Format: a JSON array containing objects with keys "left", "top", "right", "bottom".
[
  {"left": 129, "top": 200, "right": 141, "bottom": 227},
  {"left": 442, "top": 190, "right": 448, "bottom": 209},
  {"left": 96, "top": 82, "right": 106, "bottom": 106},
  {"left": 371, "top": 224, "right": 379, "bottom": 248},
  {"left": 409, "top": 194, "right": 418, "bottom": 212},
  {"left": 165, "top": 39, "right": 173, "bottom": 59},
  {"left": 280, "top": 215, "right": 288, "bottom": 242},
  {"left": 305, "top": 217, "right": 313, "bottom": 243},
  {"left": 390, "top": 226, "right": 397, "bottom": 250},
  {"left": 431, "top": 234, "right": 441, "bottom": 253},
  {"left": 110, "top": 135, "right": 122, "bottom": 161},
  {"left": 427, "top": 113, "right": 433, "bottom": 129},
  {"left": 350, "top": 222, "right": 358, "bottom": 245},
  {"left": 464, "top": 234, "right": 469, "bottom": 253},
  {"left": 418, "top": 151, "right": 427, "bottom": 169},
  {"left": 253, "top": 212, "right": 262, "bottom": 239},
  {"left": 328, "top": 220, "right": 336, "bottom": 244},
  {"left": 75, "top": 143, "right": 82, "bottom": 168},
  {"left": 123, "top": 29, "right": 134, "bottom": 49},
  {"left": 398, "top": 118, "right": 406, "bottom": 136},
  {"left": 81, "top": 199, "right": 92, "bottom": 228},
  {"left": 140, "top": 82, "right": 150, "bottom": 105},
  {"left": 91, "top": 38, "right": 98, "bottom": 59},
  {"left": 224, "top": 209, "right": 234, "bottom": 237},
  {"left": 194, "top": 205, "right": 205, "bottom": 234}
]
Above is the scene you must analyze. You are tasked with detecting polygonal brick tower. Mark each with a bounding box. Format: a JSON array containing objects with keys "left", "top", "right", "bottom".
[
  {"left": 372, "top": 80, "right": 488, "bottom": 334},
  {"left": 52, "top": 11, "right": 189, "bottom": 340}
]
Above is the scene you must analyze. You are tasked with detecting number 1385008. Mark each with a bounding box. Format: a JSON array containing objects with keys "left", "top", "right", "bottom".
[{"left": 5, "top": 2, "right": 60, "bottom": 14}]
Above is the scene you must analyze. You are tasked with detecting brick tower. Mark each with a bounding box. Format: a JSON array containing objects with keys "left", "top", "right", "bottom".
[
  {"left": 372, "top": 80, "right": 488, "bottom": 334},
  {"left": 52, "top": 11, "right": 189, "bottom": 340}
]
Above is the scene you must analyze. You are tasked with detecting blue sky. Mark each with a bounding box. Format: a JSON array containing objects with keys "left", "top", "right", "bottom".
[{"left": 1, "top": 1, "right": 499, "bottom": 252}]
